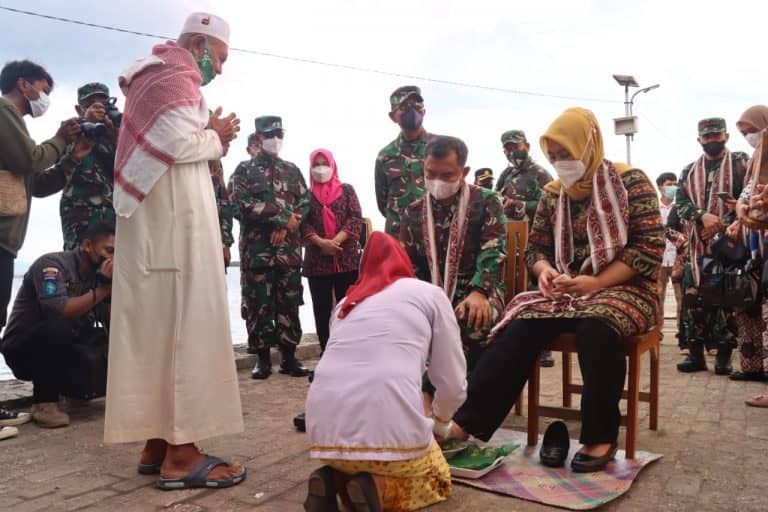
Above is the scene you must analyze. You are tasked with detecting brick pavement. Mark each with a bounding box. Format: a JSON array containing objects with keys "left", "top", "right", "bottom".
[{"left": 1, "top": 296, "right": 767, "bottom": 511}]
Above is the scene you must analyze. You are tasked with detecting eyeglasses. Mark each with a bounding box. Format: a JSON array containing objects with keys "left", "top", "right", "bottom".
[
  {"left": 261, "top": 130, "right": 284, "bottom": 139},
  {"left": 397, "top": 101, "right": 424, "bottom": 112}
]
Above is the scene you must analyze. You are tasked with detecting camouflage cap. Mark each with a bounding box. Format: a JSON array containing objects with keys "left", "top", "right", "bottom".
[
  {"left": 698, "top": 118, "right": 727, "bottom": 136},
  {"left": 501, "top": 130, "right": 527, "bottom": 145},
  {"left": 254, "top": 116, "right": 283, "bottom": 134},
  {"left": 247, "top": 132, "right": 257, "bottom": 146},
  {"left": 474, "top": 168, "right": 493, "bottom": 180},
  {"left": 77, "top": 82, "right": 109, "bottom": 104},
  {"left": 389, "top": 85, "right": 423, "bottom": 109}
]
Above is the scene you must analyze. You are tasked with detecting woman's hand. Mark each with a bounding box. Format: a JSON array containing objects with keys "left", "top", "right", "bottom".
[
  {"left": 726, "top": 219, "right": 741, "bottom": 239},
  {"left": 553, "top": 275, "right": 601, "bottom": 297},
  {"left": 537, "top": 266, "right": 560, "bottom": 299}
]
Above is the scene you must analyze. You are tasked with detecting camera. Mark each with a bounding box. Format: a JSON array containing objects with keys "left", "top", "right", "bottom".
[
  {"left": 79, "top": 121, "right": 108, "bottom": 140},
  {"left": 105, "top": 97, "right": 122, "bottom": 127}
]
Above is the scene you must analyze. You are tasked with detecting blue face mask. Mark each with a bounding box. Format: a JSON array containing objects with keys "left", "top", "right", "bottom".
[{"left": 664, "top": 185, "right": 676, "bottom": 200}]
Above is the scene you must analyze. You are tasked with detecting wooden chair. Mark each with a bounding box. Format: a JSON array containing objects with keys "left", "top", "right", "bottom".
[
  {"left": 503, "top": 220, "right": 661, "bottom": 458},
  {"left": 525, "top": 328, "right": 660, "bottom": 459}
]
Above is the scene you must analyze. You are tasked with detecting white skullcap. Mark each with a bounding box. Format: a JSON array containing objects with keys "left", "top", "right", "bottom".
[{"left": 180, "top": 12, "right": 230, "bottom": 45}]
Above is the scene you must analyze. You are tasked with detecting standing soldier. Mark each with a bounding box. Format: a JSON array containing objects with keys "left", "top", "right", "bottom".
[
  {"left": 495, "top": 130, "right": 553, "bottom": 223},
  {"left": 231, "top": 116, "right": 310, "bottom": 379},
  {"left": 375, "top": 85, "right": 435, "bottom": 236},
  {"left": 676, "top": 118, "right": 749, "bottom": 375},
  {"left": 495, "top": 129, "right": 554, "bottom": 366},
  {"left": 209, "top": 158, "right": 234, "bottom": 268},
  {"left": 60, "top": 83, "right": 118, "bottom": 250}
]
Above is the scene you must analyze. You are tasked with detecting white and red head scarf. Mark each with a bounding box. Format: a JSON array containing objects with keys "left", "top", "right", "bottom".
[{"left": 113, "top": 41, "right": 216, "bottom": 217}]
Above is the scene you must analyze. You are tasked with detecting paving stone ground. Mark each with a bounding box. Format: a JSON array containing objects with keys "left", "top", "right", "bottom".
[{"left": 1, "top": 292, "right": 767, "bottom": 511}]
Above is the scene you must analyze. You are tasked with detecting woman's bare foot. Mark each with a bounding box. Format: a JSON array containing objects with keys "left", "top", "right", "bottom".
[
  {"left": 445, "top": 421, "right": 469, "bottom": 441},
  {"left": 578, "top": 443, "right": 613, "bottom": 457},
  {"left": 160, "top": 443, "right": 243, "bottom": 480}
]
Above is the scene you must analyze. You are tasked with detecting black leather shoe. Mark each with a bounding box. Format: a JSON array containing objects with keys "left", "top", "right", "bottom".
[
  {"left": 251, "top": 355, "right": 272, "bottom": 379},
  {"left": 676, "top": 345, "right": 707, "bottom": 373},
  {"left": 714, "top": 348, "right": 732, "bottom": 375},
  {"left": 294, "top": 412, "right": 306, "bottom": 432},
  {"left": 570, "top": 443, "right": 618, "bottom": 473},
  {"left": 539, "top": 421, "right": 569, "bottom": 468},
  {"left": 280, "top": 359, "right": 310, "bottom": 377},
  {"left": 540, "top": 350, "right": 555, "bottom": 368},
  {"left": 729, "top": 371, "right": 767, "bottom": 382},
  {"left": 346, "top": 473, "right": 383, "bottom": 512},
  {"left": 304, "top": 465, "right": 339, "bottom": 512}
]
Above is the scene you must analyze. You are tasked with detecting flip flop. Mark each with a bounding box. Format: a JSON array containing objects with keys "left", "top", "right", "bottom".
[
  {"left": 156, "top": 455, "right": 246, "bottom": 490},
  {"left": 137, "top": 461, "right": 163, "bottom": 475},
  {"left": 745, "top": 395, "right": 768, "bottom": 408}
]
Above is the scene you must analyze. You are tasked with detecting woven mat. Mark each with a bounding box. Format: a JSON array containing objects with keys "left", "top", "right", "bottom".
[{"left": 453, "top": 429, "right": 661, "bottom": 510}]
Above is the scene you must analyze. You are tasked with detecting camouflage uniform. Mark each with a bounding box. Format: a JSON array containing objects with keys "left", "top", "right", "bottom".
[
  {"left": 375, "top": 86, "right": 434, "bottom": 236},
  {"left": 60, "top": 83, "right": 116, "bottom": 250},
  {"left": 495, "top": 130, "right": 553, "bottom": 223},
  {"left": 676, "top": 118, "right": 750, "bottom": 352},
  {"left": 399, "top": 184, "right": 507, "bottom": 370},
  {"left": 208, "top": 159, "right": 234, "bottom": 247},
  {"left": 230, "top": 116, "right": 310, "bottom": 353}
]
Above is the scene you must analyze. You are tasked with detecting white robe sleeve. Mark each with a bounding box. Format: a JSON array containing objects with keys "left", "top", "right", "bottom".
[{"left": 426, "top": 288, "right": 468, "bottom": 422}]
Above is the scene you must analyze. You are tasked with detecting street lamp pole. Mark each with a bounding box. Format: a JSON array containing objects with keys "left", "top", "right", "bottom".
[{"left": 612, "top": 75, "right": 660, "bottom": 165}]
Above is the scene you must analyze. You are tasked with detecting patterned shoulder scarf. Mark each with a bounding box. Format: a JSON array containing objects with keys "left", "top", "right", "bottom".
[
  {"left": 422, "top": 182, "right": 471, "bottom": 302},
  {"left": 683, "top": 151, "right": 733, "bottom": 285},
  {"left": 489, "top": 162, "right": 629, "bottom": 340},
  {"left": 555, "top": 161, "right": 629, "bottom": 277}
]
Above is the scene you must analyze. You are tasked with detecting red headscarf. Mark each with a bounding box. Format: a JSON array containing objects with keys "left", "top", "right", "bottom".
[
  {"left": 338, "top": 232, "right": 415, "bottom": 319},
  {"left": 309, "top": 148, "right": 344, "bottom": 238}
]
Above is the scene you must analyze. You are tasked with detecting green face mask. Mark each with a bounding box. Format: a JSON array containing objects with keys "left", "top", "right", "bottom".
[
  {"left": 508, "top": 150, "right": 528, "bottom": 165},
  {"left": 196, "top": 45, "right": 215, "bottom": 86}
]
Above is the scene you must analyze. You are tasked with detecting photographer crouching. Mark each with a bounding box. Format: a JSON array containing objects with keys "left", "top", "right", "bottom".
[
  {"left": 60, "top": 83, "right": 120, "bottom": 250},
  {"left": 0, "top": 222, "right": 114, "bottom": 428}
]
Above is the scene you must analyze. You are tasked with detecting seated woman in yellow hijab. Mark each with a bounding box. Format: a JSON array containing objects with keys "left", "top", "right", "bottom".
[{"left": 445, "top": 107, "right": 664, "bottom": 472}]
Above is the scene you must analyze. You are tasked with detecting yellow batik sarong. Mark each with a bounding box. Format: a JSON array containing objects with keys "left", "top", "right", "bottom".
[{"left": 323, "top": 442, "right": 451, "bottom": 511}]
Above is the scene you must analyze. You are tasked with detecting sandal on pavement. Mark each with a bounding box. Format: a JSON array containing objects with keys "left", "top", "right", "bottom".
[
  {"left": 137, "top": 461, "right": 164, "bottom": 475},
  {"left": 745, "top": 395, "right": 768, "bottom": 408},
  {"left": 156, "top": 455, "right": 246, "bottom": 490}
]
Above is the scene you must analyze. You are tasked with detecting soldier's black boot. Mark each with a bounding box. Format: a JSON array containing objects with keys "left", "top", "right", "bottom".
[
  {"left": 677, "top": 343, "right": 707, "bottom": 373},
  {"left": 714, "top": 347, "right": 733, "bottom": 375},
  {"left": 280, "top": 348, "right": 310, "bottom": 377},
  {"left": 251, "top": 348, "right": 272, "bottom": 380}
]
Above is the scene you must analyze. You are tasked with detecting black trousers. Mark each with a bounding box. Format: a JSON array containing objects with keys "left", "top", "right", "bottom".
[
  {"left": 307, "top": 271, "right": 358, "bottom": 350},
  {"left": 0, "top": 248, "right": 13, "bottom": 331},
  {"left": 1, "top": 320, "right": 96, "bottom": 403},
  {"left": 454, "top": 318, "right": 626, "bottom": 445}
]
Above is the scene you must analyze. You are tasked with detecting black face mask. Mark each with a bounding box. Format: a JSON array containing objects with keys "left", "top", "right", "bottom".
[
  {"left": 702, "top": 141, "right": 726, "bottom": 157},
  {"left": 399, "top": 106, "right": 424, "bottom": 131}
]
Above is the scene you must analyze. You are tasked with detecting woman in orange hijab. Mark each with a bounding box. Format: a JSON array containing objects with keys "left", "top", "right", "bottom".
[{"left": 445, "top": 108, "right": 664, "bottom": 472}]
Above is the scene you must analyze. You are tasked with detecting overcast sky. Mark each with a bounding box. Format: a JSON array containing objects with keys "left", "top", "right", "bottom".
[{"left": 2, "top": 0, "right": 765, "bottom": 266}]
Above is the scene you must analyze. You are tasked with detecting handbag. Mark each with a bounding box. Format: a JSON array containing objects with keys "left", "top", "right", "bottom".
[
  {"left": 0, "top": 170, "right": 27, "bottom": 216},
  {"left": 710, "top": 233, "right": 748, "bottom": 265}
]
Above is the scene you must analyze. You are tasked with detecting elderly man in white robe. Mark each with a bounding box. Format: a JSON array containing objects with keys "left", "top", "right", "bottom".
[{"left": 104, "top": 13, "right": 246, "bottom": 490}]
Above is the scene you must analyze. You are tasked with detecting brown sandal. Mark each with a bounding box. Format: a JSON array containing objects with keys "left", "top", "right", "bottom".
[{"left": 745, "top": 395, "right": 768, "bottom": 408}]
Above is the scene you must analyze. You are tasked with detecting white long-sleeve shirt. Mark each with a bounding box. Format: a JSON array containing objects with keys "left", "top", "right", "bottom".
[{"left": 306, "top": 278, "right": 467, "bottom": 461}]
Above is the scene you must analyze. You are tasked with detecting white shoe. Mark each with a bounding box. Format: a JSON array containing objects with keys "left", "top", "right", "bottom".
[
  {"left": 0, "top": 426, "right": 19, "bottom": 440},
  {"left": 0, "top": 408, "right": 31, "bottom": 426},
  {"left": 31, "top": 403, "right": 70, "bottom": 428}
]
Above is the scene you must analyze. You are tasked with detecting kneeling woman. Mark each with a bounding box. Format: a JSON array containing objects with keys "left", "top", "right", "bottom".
[
  {"left": 448, "top": 107, "right": 664, "bottom": 472},
  {"left": 304, "top": 232, "right": 468, "bottom": 511}
]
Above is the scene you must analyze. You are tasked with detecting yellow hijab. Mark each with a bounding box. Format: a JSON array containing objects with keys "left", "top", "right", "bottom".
[{"left": 541, "top": 107, "right": 606, "bottom": 200}]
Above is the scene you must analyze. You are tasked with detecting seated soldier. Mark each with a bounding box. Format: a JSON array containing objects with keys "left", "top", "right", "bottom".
[
  {"left": 0, "top": 222, "right": 114, "bottom": 428},
  {"left": 400, "top": 136, "right": 507, "bottom": 381}
]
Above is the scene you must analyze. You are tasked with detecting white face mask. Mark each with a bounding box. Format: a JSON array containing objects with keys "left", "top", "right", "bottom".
[
  {"left": 261, "top": 137, "right": 282, "bottom": 155},
  {"left": 426, "top": 178, "right": 462, "bottom": 200},
  {"left": 746, "top": 132, "right": 762, "bottom": 149},
  {"left": 25, "top": 88, "right": 50, "bottom": 118},
  {"left": 554, "top": 160, "right": 587, "bottom": 188},
  {"left": 311, "top": 165, "right": 333, "bottom": 183}
]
